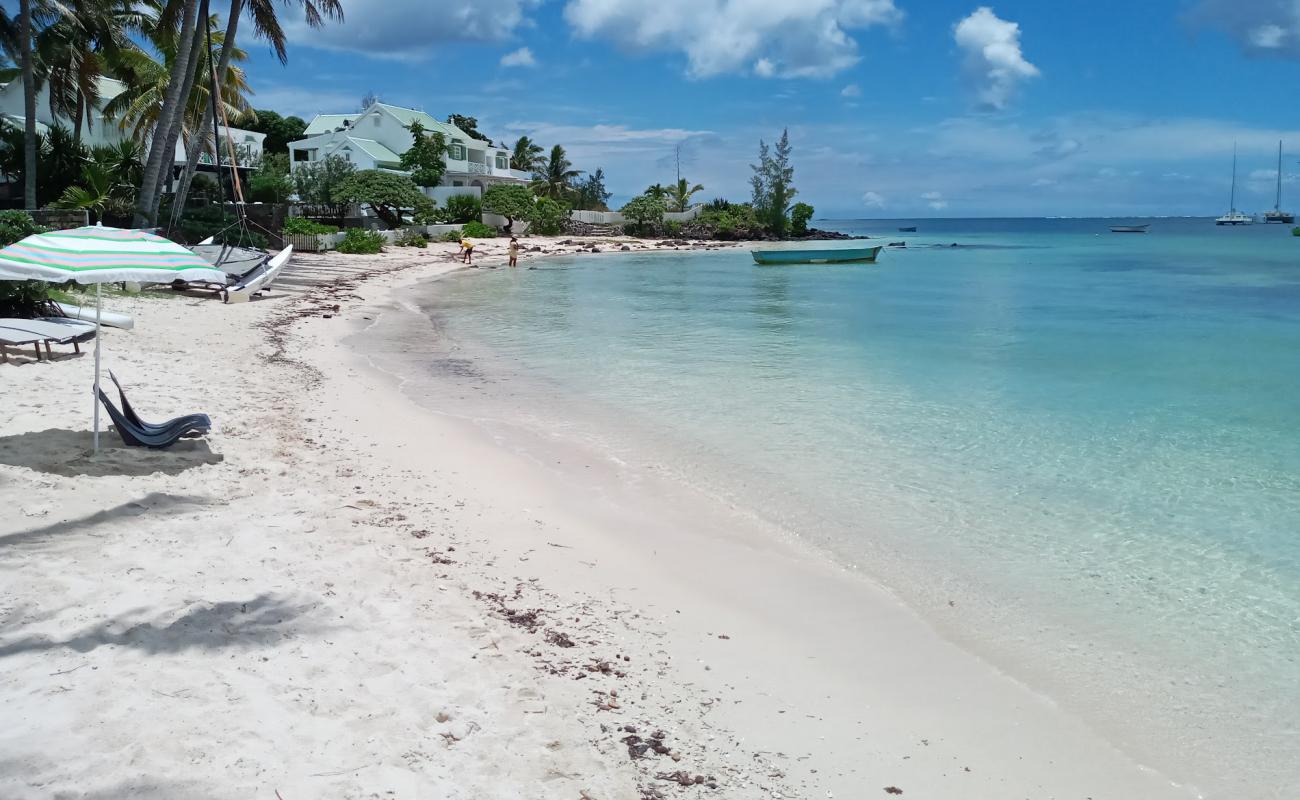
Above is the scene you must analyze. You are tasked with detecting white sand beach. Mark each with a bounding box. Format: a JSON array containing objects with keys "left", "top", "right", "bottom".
[{"left": 0, "top": 240, "right": 1203, "bottom": 799}]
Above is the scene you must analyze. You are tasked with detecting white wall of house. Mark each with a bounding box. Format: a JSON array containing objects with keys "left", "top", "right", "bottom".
[{"left": 0, "top": 75, "right": 265, "bottom": 170}]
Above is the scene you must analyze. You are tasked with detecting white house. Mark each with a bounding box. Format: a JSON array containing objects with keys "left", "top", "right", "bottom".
[
  {"left": 0, "top": 75, "right": 266, "bottom": 182},
  {"left": 287, "top": 102, "right": 529, "bottom": 200}
]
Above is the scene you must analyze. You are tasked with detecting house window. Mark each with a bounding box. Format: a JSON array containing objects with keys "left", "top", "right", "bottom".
[
  {"left": 244, "top": 135, "right": 255, "bottom": 143},
  {"left": 293, "top": 150, "right": 310, "bottom": 162},
  {"left": 373, "top": 115, "right": 380, "bottom": 128},
  {"left": 495, "top": 155, "right": 507, "bottom": 170},
  {"left": 450, "top": 141, "right": 465, "bottom": 160},
  {"left": 453, "top": 181, "right": 463, "bottom": 187}
]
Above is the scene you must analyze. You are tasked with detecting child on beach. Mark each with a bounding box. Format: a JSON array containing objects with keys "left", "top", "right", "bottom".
[
  {"left": 459, "top": 238, "right": 474, "bottom": 265},
  {"left": 508, "top": 237, "right": 519, "bottom": 268}
]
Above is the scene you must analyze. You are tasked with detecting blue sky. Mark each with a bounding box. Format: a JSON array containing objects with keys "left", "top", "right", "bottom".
[{"left": 161, "top": 2, "right": 1300, "bottom": 215}]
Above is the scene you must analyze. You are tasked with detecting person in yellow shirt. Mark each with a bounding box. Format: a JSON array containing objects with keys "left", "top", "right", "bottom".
[
  {"left": 459, "top": 238, "right": 475, "bottom": 265},
  {"left": 508, "top": 236, "right": 519, "bottom": 268}
]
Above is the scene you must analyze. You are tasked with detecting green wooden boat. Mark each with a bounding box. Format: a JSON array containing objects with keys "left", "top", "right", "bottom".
[{"left": 751, "top": 246, "right": 883, "bottom": 265}]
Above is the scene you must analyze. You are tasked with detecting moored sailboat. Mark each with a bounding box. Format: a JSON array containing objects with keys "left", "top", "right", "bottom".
[
  {"left": 1216, "top": 144, "right": 1253, "bottom": 226},
  {"left": 1263, "top": 141, "right": 1294, "bottom": 224}
]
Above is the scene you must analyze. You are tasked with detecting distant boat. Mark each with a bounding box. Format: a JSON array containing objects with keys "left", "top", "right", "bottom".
[
  {"left": 1110, "top": 224, "right": 1150, "bottom": 233},
  {"left": 751, "top": 246, "right": 884, "bottom": 265},
  {"left": 1216, "top": 143, "right": 1254, "bottom": 226},
  {"left": 1264, "top": 141, "right": 1294, "bottom": 224},
  {"left": 898, "top": 226, "right": 917, "bottom": 232}
]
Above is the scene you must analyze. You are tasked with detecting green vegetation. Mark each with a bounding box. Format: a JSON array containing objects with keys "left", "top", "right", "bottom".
[
  {"left": 482, "top": 184, "right": 533, "bottom": 233},
  {"left": 447, "top": 113, "right": 490, "bottom": 142},
  {"left": 293, "top": 154, "right": 356, "bottom": 204},
  {"left": 282, "top": 217, "right": 338, "bottom": 236},
  {"left": 572, "top": 167, "right": 611, "bottom": 211},
  {"left": 331, "top": 170, "right": 425, "bottom": 228},
  {"left": 510, "top": 136, "right": 545, "bottom": 172},
  {"left": 336, "top": 228, "right": 386, "bottom": 254},
  {"left": 668, "top": 178, "right": 704, "bottom": 212},
  {"left": 247, "top": 152, "right": 293, "bottom": 203},
  {"left": 532, "top": 145, "right": 581, "bottom": 201},
  {"left": 790, "top": 202, "right": 815, "bottom": 236},
  {"left": 1293, "top": 227, "right": 1300, "bottom": 237},
  {"left": 696, "top": 199, "right": 765, "bottom": 239},
  {"left": 400, "top": 122, "right": 449, "bottom": 187},
  {"left": 438, "top": 229, "right": 464, "bottom": 242},
  {"left": 750, "top": 129, "right": 797, "bottom": 237},
  {"left": 530, "top": 197, "right": 569, "bottom": 236},
  {"left": 0, "top": 211, "right": 51, "bottom": 316},
  {"left": 443, "top": 193, "right": 482, "bottom": 224},
  {"left": 235, "top": 109, "right": 308, "bottom": 154},
  {"left": 460, "top": 221, "right": 497, "bottom": 238},
  {"left": 394, "top": 227, "right": 429, "bottom": 248},
  {"left": 413, "top": 195, "right": 439, "bottom": 225},
  {"left": 621, "top": 194, "right": 667, "bottom": 234}
]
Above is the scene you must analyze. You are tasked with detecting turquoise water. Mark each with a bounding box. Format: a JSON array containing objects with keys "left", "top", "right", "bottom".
[{"left": 417, "top": 218, "right": 1299, "bottom": 796}]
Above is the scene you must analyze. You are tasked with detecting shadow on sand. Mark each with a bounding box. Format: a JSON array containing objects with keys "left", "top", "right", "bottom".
[
  {"left": 0, "top": 492, "right": 212, "bottom": 551},
  {"left": 0, "top": 593, "right": 321, "bottom": 659},
  {"left": 0, "top": 428, "right": 222, "bottom": 477}
]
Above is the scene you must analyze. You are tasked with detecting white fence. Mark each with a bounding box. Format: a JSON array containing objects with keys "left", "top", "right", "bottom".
[{"left": 569, "top": 207, "right": 701, "bottom": 225}]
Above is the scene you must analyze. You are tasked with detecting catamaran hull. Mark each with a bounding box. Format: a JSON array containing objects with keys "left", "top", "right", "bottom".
[{"left": 751, "top": 246, "right": 884, "bottom": 265}]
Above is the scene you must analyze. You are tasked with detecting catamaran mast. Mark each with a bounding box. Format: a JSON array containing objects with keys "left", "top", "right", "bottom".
[
  {"left": 1275, "top": 141, "right": 1284, "bottom": 212},
  {"left": 1230, "top": 142, "right": 1238, "bottom": 214}
]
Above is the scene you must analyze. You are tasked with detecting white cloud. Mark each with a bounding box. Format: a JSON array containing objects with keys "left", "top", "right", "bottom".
[
  {"left": 921, "top": 190, "right": 949, "bottom": 210},
  {"left": 285, "top": 0, "right": 540, "bottom": 60},
  {"left": 1251, "top": 23, "right": 1288, "bottom": 48},
  {"left": 953, "top": 6, "right": 1039, "bottom": 110},
  {"left": 564, "top": 0, "right": 902, "bottom": 78},
  {"left": 246, "top": 85, "right": 367, "bottom": 119},
  {"left": 500, "top": 47, "right": 538, "bottom": 68},
  {"left": 1192, "top": 0, "right": 1300, "bottom": 57},
  {"left": 841, "top": 83, "right": 862, "bottom": 98},
  {"left": 1031, "top": 177, "right": 1056, "bottom": 187},
  {"left": 862, "top": 190, "right": 887, "bottom": 208}
]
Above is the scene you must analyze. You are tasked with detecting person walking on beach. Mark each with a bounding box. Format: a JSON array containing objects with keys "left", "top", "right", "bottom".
[
  {"left": 459, "top": 238, "right": 475, "bottom": 265},
  {"left": 508, "top": 236, "right": 519, "bottom": 268}
]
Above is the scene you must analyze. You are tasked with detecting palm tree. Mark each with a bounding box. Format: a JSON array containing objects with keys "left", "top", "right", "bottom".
[
  {"left": 171, "top": 0, "right": 341, "bottom": 216},
  {"left": 19, "top": 0, "right": 36, "bottom": 209},
  {"left": 509, "top": 135, "right": 543, "bottom": 172},
  {"left": 531, "top": 144, "right": 581, "bottom": 201},
  {"left": 644, "top": 183, "right": 668, "bottom": 201},
  {"left": 32, "top": 1, "right": 140, "bottom": 143},
  {"left": 668, "top": 177, "right": 704, "bottom": 212},
  {"left": 134, "top": 0, "right": 200, "bottom": 226},
  {"left": 104, "top": 21, "right": 250, "bottom": 145}
]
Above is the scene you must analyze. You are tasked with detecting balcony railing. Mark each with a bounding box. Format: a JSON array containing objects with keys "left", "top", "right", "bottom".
[{"left": 467, "top": 162, "right": 489, "bottom": 175}]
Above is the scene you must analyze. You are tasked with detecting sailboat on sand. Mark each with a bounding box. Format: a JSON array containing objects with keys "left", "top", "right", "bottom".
[
  {"left": 1263, "top": 141, "right": 1294, "bottom": 224},
  {"left": 1216, "top": 143, "right": 1253, "bottom": 226}
]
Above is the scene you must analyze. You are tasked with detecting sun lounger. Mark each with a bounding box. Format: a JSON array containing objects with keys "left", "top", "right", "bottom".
[
  {"left": 107, "top": 371, "right": 210, "bottom": 436},
  {"left": 0, "top": 318, "right": 96, "bottom": 362},
  {"left": 224, "top": 245, "right": 293, "bottom": 304},
  {"left": 96, "top": 387, "right": 209, "bottom": 448}
]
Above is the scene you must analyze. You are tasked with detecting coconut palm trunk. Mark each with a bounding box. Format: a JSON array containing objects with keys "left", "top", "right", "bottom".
[
  {"left": 19, "top": 0, "right": 36, "bottom": 210},
  {"left": 173, "top": 0, "right": 239, "bottom": 216},
  {"left": 147, "top": 12, "right": 207, "bottom": 220},
  {"left": 134, "top": 0, "right": 200, "bottom": 228}
]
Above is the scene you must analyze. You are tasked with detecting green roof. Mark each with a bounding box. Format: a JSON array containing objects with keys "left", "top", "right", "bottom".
[
  {"left": 346, "top": 137, "right": 402, "bottom": 165},
  {"left": 374, "top": 103, "right": 470, "bottom": 141},
  {"left": 304, "top": 114, "right": 357, "bottom": 135}
]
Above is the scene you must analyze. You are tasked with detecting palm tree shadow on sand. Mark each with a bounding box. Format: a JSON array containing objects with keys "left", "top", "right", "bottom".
[
  {"left": 0, "top": 428, "right": 222, "bottom": 477},
  {"left": 0, "top": 594, "right": 323, "bottom": 659}
]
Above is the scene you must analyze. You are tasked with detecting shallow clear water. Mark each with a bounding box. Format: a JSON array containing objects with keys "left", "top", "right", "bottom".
[{"left": 415, "top": 218, "right": 1300, "bottom": 796}]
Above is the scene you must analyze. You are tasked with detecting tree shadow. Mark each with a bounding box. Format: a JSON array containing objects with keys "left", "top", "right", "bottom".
[
  {"left": 0, "top": 429, "right": 223, "bottom": 477},
  {"left": 0, "top": 492, "right": 212, "bottom": 551},
  {"left": 0, "top": 594, "right": 321, "bottom": 659}
]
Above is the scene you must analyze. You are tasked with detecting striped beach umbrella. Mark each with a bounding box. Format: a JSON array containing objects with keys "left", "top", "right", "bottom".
[{"left": 0, "top": 225, "right": 227, "bottom": 452}]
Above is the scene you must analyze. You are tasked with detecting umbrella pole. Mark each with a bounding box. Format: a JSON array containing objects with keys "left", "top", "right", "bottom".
[{"left": 93, "top": 283, "right": 102, "bottom": 453}]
